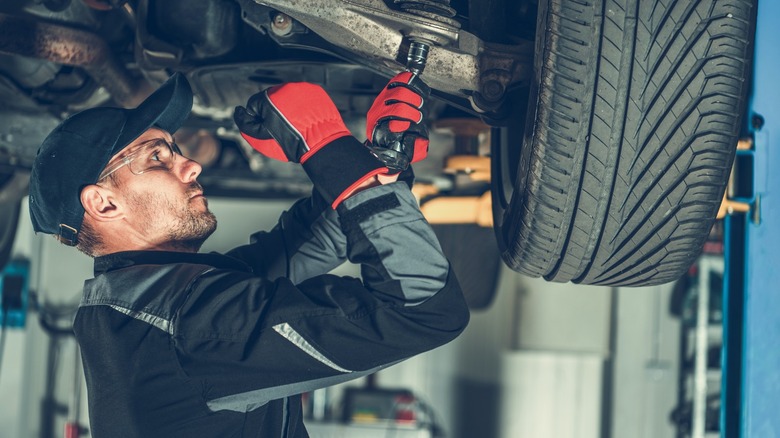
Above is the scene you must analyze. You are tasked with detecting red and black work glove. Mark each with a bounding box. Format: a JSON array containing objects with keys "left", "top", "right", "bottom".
[
  {"left": 234, "top": 82, "right": 390, "bottom": 208},
  {"left": 366, "top": 71, "right": 431, "bottom": 173}
]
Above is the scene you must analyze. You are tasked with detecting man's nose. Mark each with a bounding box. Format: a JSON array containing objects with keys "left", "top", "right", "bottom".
[{"left": 177, "top": 156, "right": 202, "bottom": 183}]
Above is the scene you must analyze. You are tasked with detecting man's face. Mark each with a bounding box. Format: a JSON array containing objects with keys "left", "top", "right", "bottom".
[{"left": 102, "top": 127, "right": 217, "bottom": 252}]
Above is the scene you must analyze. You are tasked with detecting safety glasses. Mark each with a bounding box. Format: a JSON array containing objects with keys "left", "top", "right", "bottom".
[{"left": 98, "top": 138, "right": 183, "bottom": 181}]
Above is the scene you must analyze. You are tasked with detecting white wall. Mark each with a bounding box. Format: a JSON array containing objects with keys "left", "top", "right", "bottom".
[{"left": 610, "top": 284, "right": 680, "bottom": 438}]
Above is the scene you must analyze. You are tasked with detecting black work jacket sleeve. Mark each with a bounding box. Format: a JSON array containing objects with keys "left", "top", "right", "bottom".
[
  {"left": 173, "top": 183, "right": 469, "bottom": 412},
  {"left": 225, "top": 191, "right": 347, "bottom": 284}
]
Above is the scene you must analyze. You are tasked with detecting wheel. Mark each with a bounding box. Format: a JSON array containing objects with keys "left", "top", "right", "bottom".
[{"left": 491, "top": 0, "right": 757, "bottom": 286}]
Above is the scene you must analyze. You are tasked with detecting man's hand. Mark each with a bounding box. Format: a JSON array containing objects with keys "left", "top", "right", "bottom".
[
  {"left": 366, "top": 72, "right": 431, "bottom": 167},
  {"left": 234, "top": 83, "right": 391, "bottom": 208},
  {"left": 233, "top": 82, "right": 353, "bottom": 163}
]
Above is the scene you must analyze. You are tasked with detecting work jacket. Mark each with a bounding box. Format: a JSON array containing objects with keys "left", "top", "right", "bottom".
[{"left": 73, "top": 183, "right": 469, "bottom": 437}]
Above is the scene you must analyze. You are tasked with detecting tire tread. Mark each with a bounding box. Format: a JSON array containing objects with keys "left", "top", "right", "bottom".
[{"left": 498, "top": 0, "right": 755, "bottom": 286}]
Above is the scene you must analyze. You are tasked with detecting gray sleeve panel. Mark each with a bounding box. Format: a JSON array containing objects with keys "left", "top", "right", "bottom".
[
  {"left": 339, "top": 183, "right": 449, "bottom": 306},
  {"left": 287, "top": 206, "right": 347, "bottom": 284}
]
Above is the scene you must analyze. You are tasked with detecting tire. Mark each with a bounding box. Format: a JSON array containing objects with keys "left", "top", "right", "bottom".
[{"left": 491, "top": 0, "right": 756, "bottom": 286}]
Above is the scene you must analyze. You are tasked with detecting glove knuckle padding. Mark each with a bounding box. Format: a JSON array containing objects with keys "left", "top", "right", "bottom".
[
  {"left": 385, "top": 102, "right": 423, "bottom": 123},
  {"left": 383, "top": 86, "right": 423, "bottom": 109},
  {"left": 366, "top": 73, "right": 427, "bottom": 141},
  {"left": 264, "top": 83, "right": 350, "bottom": 161}
]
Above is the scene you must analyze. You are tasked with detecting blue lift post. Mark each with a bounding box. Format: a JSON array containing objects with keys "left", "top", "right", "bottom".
[{"left": 725, "top": 1, "right": 780, "bottom": 436}]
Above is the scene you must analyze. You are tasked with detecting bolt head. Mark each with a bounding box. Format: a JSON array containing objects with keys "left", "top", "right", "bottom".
[
  {"left": 271, "top": 13, "right": 292, "bottom": 36},
  {"left": 481, "top": 80, "right": 504, "bottom": 100}
]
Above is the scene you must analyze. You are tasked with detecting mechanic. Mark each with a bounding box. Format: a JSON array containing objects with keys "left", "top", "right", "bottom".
[{"left": 27, "top": 72, "right": 469, "bottom": 437}]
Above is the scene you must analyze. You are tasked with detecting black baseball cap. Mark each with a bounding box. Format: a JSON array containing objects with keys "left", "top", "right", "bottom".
[{"left": 29, "top": 72, "right": 193, "bottom": 245}]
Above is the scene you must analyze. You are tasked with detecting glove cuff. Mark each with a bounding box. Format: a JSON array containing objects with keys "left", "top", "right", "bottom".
[{"left": 302, "top": 136, "right": 389, "bottom": 209}]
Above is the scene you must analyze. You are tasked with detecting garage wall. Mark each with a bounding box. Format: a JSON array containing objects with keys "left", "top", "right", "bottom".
[
  {"left": 443, "top": 273, "right": 611, "bottom": 438},
  {"left": 0, "top": 198, "right": 92, "bottom": 438},
  {"left": 610, "top": 284, "right": 680, "bottom": 438}
]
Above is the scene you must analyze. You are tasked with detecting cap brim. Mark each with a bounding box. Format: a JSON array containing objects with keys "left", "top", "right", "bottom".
[{"left": 112, "top": 72, "right": 193, "bottom": 156}]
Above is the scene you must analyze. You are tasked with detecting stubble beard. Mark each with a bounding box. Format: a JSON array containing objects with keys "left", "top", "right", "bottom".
[
  {"left": 130, "top": 185, "right": 218, "bottom": 253},
  {"left": 167, "top": 203, "right": 217, "bottom": 252}
]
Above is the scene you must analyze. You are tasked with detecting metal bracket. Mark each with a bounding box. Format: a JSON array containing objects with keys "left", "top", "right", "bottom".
[{"left": 718, "top": 137, "right": 760, "bottom": 224}]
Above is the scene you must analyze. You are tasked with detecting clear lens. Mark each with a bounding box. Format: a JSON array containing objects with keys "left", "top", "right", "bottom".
[
  {"left": 98, "top": 138, "right": 181, "bottom": 181},
  {"left": 127, "top": 141, "right": 176, "bottom": 175}
]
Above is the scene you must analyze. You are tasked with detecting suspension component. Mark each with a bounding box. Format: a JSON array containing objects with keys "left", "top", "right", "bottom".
[
  {"left": 394, "top": 0, "right": 460, "bottom": 28},
  {"left": 246, "top": 0, "right": 532, "bottom": 115}
]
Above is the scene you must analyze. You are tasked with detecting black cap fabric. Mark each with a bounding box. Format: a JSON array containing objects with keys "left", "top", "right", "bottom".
[{"left": 29, "top": 72, "right": 193, "bottom": 245}]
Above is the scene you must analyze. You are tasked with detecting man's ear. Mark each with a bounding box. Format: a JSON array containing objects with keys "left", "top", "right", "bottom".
[{"left": 80, "top": 184, "right": 122, "bottom": 222}]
